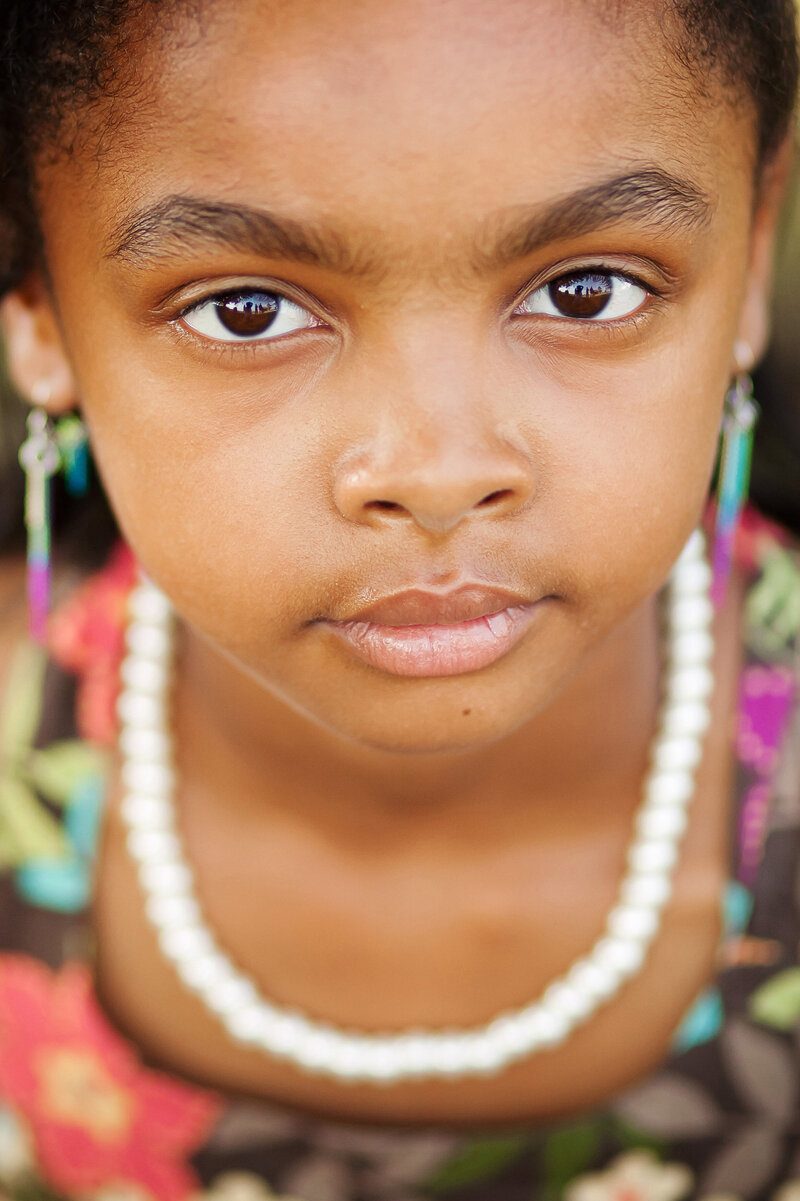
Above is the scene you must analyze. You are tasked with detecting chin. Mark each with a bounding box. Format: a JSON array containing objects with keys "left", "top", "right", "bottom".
[{"left": 312, "top": 695, "right": 535, "bottom": 757}]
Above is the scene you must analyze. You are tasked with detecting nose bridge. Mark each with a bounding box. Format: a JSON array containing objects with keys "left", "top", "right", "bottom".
[{"left": 333, "top": 330, "right": 535, "bottom": 533}]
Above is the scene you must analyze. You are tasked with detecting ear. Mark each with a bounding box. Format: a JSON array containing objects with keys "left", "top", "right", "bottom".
[
  {"left": 735, "top": 134, "right": 794, "bottom": 372},
  {"left": 0, "top": 273, "right": 78, "bottom": 412}
]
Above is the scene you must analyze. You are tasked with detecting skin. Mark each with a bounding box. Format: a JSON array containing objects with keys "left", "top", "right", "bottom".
[{"left": 0, "top": 0, "right": 791, "bottom": 1122}]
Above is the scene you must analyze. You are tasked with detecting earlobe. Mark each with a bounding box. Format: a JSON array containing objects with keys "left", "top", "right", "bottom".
[{"left": 0, "top": 277, "right": 78, "bottom": 412}]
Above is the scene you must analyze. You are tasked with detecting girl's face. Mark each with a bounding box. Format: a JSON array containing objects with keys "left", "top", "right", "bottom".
[{"left": 3, "top": 0, "right": 783, "bottom": 753}]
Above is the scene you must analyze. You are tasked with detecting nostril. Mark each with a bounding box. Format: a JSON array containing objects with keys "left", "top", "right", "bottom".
[
  {"left": 366, "top": 500, "right": 402, "bottom": 513},
  {"left": 478, "top": 489, "right": 513, "bottom": 508}
]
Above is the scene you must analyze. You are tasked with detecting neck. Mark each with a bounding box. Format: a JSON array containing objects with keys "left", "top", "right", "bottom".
[{"left": 173, "top": 594, "right": 662, "bottom": 850}]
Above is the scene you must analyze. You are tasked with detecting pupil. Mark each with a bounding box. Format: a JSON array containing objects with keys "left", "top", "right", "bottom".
[
  {"left": 217, "top": 292, "right": 279, "bottom": 336},
  {"left": 549, "top": 273, "right": 613, "bottom": 318}
]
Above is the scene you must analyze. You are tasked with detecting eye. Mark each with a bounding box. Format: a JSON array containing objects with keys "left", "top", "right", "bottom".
[
  {"left": 517, "top": 270, "right": 649, "bottom": 322},
  {"left": 180, "top": 290, "right": 321, "bottom": 342}
]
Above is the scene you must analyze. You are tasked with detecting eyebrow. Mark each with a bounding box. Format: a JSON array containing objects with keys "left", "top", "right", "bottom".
[
  {"left": 107, "top": 168, "right": 713, "bottom": 275},
  {"left": 479, "top": 168, "right": 713, "bottom": 271}
]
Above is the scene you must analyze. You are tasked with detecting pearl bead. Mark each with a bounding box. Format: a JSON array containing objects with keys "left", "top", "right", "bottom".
[
  {"left": 121, "top": 761, "right": 175, "bottom": 797},
  {"left": 540, "top": 980, "right": 595, "bottom": 1022},
  {"left": 652, "top": 737, "right": 702, "bottom": 773},
  {"left": 566, "top": 959, "right": 621, "bottom": 1002},
  {"left": 394, "top": 1033, "right": 443, "bottom": 1078},
  {"left": 593, "top": 936, "right": 646, "bottom": 977},
  {"left": 263, "top": 1011, "right": 308, "bottom": 1057},
  {"left": 321, "top": 1038, "right": 375, "bottom": 1082},
  {"left": 126, "top": 621, "right": 171, "bottom": 662},
  {"left": 645, "top": 770, "right": 693, "bottom": 807},
  {"left": 671, "top": 595, "right": 714, "bottom": 631},
  {"left": 670, "top": 629, "right": 714, "bottom": 667},
  {"left": 129, "top": 584, "right": 172, "bottom": 624},
  {"left": 621, "top": 872, "right": 672, "bottom": 909},
  {"left": 521, "top": 1006, "right": 571, "bottom": 1049},
  {"left": 146, "top": 894, "right": 201, "bottom": 928},
  {"left": 627, "top": 839, "right": 679, "bottom": 874},
  {"left": 427, "top": 1034, "right": 473, "bottom": 1077},
  {"left": 353, "top": 1038, "right": 406, "bottom": 1084},
  {"left": 310, "top": 1036, "right": 356, "bottom": 1080},
  {"left": 676, "top": 529, "right": 705, "bottom": 564},
  {"left": 666, "top": 665, "right": 714, "bottom": 703},
  {"left": 459, "top": 1034, "right": 508, "bottom": 1076},
  {"left": 228, "top": 1004, "right": 271, "bottom": 1045},
  {"left": 116, "top": 690, "right": 165, "bottom": 730},
  {"left": 662, "top": 700, "right": 712, "bottom": 738},
  {"left": 636, "top": 805, "right": 688, "bottom": 842},
  {"left": 176, "top": 951, "right": 234, "bottom": 992},
  {"left": 158, "top": 924, "right": 215, "bottom": 962},
  {"left": 121, "top": 794, "right": 172, "bottom": 829},
  {"left": 606, "top": 904, "right": 659, "bottom": 943},
  {"left": 670, "top": 559, "right": 712, "bottom": 595},
  {"left": 485, "top": 1014, "right": 534, "bottom": 1057},
  {"left": 126, "top": 828, "right": 180, "bottom": 864},
  {"left": 120, "top": 657, "right": 168, "bottom": 695},
  {"left": 203, "top": 974, "right": 260, "bottom": 1016},
  {"left": 118, "top": 727, "right": 171, "bottom": 761},
  {"left": 140, "top": 860, "right": 193, "bottom": 895}
]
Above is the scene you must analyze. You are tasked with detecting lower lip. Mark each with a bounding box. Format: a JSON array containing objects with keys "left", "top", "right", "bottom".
[{"left": 323, "top": 604, "right": 541, "bottom": 678}]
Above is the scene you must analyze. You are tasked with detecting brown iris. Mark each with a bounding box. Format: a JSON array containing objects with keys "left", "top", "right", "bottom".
[
  {"left": 216, "top": 292, "right": 279, "bottom": 336},
  {"left": 548, "top": 272, "right": 614, "bottom": 318}
]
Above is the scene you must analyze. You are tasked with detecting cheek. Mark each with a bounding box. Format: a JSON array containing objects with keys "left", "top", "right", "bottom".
[
  {"left": 515, "top": 341, "right": 724, "bottom": 614},
  {"left": 83, "top": 383, "right": 334, "bottom": 652}
]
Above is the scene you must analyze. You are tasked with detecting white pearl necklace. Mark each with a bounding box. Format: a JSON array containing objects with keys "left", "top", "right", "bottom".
[{"left": 117, "top": 530, "right": 715, "bottom": 1085}]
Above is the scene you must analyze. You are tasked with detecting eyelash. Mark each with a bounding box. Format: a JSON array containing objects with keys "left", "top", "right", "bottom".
[
  {"left": 513, "top": 266, "right": 658, "bottom": 327},
  {"left": 172, "top": 265, "right": 660, "bottom": 353}
]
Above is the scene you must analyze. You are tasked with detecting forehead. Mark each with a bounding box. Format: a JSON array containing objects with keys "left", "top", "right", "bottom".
[{"left": 40, "top": 0, "right": 751, "bottom": 261}]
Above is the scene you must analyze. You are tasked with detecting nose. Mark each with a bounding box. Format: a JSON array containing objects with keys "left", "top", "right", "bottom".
[{"left": 334, "top": 427, "right": 535, "bottom": 535}]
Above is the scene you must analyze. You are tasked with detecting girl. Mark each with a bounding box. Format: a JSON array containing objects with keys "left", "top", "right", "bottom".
[{"left": 0, "top": 1, "right": 797, "bottom": 1197}]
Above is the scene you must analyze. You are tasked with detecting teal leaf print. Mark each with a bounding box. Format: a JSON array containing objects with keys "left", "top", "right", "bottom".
[
  {"left": 15, "top": 856, "right": 90, "bottom": 913},
  {"left": 749, "top": 968, "right": 800, "bottom": 1031},
  {"left": 426, "top": 1135, "right": 528, "bottom": 1193},
  {"left": 723, "top": 880, "right": 754, "bottom": 935},
  {"left": 64, "top": 776, "right": 104, "bottom": 858},
  {"left": 672, "top": 988, "right": 724, "bottom": 1052}
]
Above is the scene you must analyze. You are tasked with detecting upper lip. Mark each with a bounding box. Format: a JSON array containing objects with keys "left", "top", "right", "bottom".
[{"left": 334, "top": 585, "right": 533, "bottom": 627}]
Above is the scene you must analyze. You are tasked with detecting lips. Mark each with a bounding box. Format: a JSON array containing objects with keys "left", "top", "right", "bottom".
[
  {"left": 343, "top": 585, "right": 531, "bottom": 627},
  {"left": 321, "top": 584, "right": 543, "bottom": 678}
]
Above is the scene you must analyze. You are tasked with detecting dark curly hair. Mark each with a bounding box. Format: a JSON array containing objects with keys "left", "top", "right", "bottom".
[{"left": 0, "top": 0, "right": 797, "bottom": 565}]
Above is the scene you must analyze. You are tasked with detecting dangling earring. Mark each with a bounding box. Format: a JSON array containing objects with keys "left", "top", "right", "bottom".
[
  {"left": 18, "top": 391, "right": 60, "bottom": 644},
  {"left": 55, "top": 413, "right": 90, "bottom": 497},
  {"left": 711, "top": 372, "right": 759, "bottom": 611},
  {"left": 18, "top": 381, "right": 90, "bottom": 643}
]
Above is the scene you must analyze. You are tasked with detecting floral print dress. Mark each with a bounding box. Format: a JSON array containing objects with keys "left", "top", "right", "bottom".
[{"left": 0, "top": 511, "right": 797, "bottom": 1201}]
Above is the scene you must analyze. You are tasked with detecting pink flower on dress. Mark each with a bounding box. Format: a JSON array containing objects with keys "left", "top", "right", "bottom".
[
  {"left": 47, "top": 543, "right": 138, "bottom": 746},
  {"left": 0, "top": 955, "right": 220, "bottom": 1200}
]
